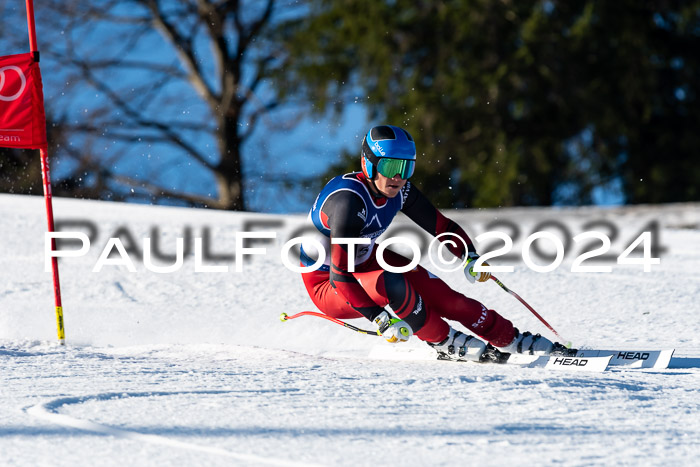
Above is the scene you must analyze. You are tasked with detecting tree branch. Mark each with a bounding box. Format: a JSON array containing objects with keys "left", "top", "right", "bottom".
[
  {"left": 143, "top": 0, "right": 220, "bottom": 108},
  {"left": 72, "top": 58, "right": 216, "bottom": 171}
]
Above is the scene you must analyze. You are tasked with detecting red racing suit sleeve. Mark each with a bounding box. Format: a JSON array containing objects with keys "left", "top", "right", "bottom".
[
  {"left": 323, "top": 190, "right": 386, "bottom": 322},
  {"left": 400, "top": 182, "right": 477, "bottom": 258}
]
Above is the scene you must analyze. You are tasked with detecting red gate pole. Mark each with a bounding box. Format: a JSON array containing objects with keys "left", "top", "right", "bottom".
[
  {"left": 26, "top": 0, "right": 65, "bottom": 344},
  {"left": 39, "top": 148, "right": 65, "bottom": 344}
]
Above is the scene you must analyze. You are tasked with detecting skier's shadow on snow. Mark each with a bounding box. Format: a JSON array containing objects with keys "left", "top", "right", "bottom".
[{"left": 669, "top": 356, "right": 700, "bottom": 369}]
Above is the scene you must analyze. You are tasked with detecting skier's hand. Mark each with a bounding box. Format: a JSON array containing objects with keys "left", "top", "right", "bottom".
[
  {"left": 464, "top": 252, "right": 491, "bottom": 283},
  {"left": 374, "top": 311, "right": 412, "bottom": 343}
]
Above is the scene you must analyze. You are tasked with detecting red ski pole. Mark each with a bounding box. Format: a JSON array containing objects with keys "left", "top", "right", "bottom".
[
  {"left": 280, "top": 311, "right": 381, "bottom": 336},
  {"left": 490, "top": 275, "right": 569, "bottom": 345}
]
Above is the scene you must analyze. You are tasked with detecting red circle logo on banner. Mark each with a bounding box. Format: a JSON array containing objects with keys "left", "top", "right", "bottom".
[{"left": 0, "top": 66, "right": 27, "bottom": 102}]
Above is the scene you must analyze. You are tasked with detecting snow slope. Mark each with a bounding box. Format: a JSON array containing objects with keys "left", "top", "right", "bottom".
[{"left": 1, "top": 193, "right": 699, "bottom": 466}]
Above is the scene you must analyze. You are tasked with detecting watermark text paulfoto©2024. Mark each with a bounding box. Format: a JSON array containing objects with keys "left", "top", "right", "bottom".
[{"left": 44, "top": 219, "right": 663, "bottom": 274}]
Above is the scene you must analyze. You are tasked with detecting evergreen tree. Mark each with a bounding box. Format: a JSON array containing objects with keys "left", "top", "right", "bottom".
[{"left": 279, "top": 0, "right": 699, "bottom": 207}]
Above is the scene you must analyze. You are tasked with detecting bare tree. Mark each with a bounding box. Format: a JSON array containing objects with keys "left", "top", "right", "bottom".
[{"left": 25, "top": 0, "right": 304, "bottom": 210}]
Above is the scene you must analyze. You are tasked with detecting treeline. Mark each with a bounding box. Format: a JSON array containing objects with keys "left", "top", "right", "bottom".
[{"left": 1, "top": 0, "right": 698, "bottom": 209}]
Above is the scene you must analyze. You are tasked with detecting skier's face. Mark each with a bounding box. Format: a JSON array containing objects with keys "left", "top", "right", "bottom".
[{"left": 374, "top": 172, "right": 407, "bottom": 198}]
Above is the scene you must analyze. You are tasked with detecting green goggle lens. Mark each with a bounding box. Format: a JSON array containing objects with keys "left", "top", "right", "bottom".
[{"left": 376, "top": 158, "right": 415, "bottom": 179}]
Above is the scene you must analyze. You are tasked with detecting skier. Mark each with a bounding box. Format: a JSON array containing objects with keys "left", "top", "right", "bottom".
[{"left": 300, "top": 124, "right": 571, "bottom": 362}]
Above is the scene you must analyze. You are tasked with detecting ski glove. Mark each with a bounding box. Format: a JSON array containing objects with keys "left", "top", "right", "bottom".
[
  {"left": 374, "top": 311, "right": 413, "bottom": 343},
  {"left": 464, "top": 252, "right": 491, "bottom": 283}
]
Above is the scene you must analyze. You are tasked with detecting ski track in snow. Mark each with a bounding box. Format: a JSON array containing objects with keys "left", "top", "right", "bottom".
[
  {"left": 26, "top": 390, "right": 317, "bottom": 467},
  {"left": 1, "top": 194, "right": 700, "bottom": 466}
]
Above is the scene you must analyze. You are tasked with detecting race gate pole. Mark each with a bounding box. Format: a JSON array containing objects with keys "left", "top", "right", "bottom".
[{"left": 27, "top": 0, "right": 66, "bottom": 344}]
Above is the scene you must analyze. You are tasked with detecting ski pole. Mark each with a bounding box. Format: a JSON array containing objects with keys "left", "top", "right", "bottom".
[
  {"left": 490, "top": 275, "right": 569, "bottom": 345},
  {"left": 280, "top": 311, "right": 381, "bottom": 336}
]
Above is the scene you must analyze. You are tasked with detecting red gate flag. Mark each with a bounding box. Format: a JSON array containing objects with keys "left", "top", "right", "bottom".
[{"left": 0, "top": 52, "right": 47, "bottom": 149}]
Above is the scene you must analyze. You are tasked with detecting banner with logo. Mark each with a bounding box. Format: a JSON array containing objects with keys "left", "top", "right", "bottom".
[{"left": 0, "top": 52, "right": 47, "bottom": 149}]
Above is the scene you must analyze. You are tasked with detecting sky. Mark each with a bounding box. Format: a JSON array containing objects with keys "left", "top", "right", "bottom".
[
  {"left": 27, "top": 0, "right": 373, "bottom": 213},
  {"left": 0, "top": 0, "right": 627, "bottom": 214}
]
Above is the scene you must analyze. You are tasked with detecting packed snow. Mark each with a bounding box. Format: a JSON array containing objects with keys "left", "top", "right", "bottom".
[{"left": 1, "top": 193, "right": 699, "bottom": 466}]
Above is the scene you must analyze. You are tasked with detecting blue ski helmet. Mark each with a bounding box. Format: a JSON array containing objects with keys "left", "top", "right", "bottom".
[{"left": 361, "top": 125, "right": 416, "bottom": 180}]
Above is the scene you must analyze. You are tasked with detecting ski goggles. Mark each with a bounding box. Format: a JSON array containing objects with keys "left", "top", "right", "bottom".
[{"left": 376, "top": 157, "right": 416, "bottom": 179}]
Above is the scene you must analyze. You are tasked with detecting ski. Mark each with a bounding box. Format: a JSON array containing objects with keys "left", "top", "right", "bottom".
[
  {"left": 368, "top": 345, "right": 611, "bottom": 372},
  {"left": 369, "top": 345, "right": 676, "bottom": 371},
  {"left": 504, "top": 353, "right": 611, "bottom": 372},
  {"left": 575, "top": 349, "right": 675, "bottom": 369}
]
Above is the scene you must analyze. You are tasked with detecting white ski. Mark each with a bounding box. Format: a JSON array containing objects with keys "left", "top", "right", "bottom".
[
  {"left": 510, "top": 353, "right": 611, "bottom": 372},
  {"left": 575, "top": 349, "right": 675, "bottom": 369},
  {"left": 368, "top": 345, "right": 611, "bottom": 372}
]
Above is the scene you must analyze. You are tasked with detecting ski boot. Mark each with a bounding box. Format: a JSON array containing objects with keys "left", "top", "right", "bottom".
[
  {"left": 550, "top": 341, "right": 578, "bottom": 357},
  {"left": 498, "top": 328, "right": 577, "bottom": 356},
  {"left": 479, "top": 344, "right": 510, "bottom": 363},
  {"left": 428, "top": 327, "right": 486, "bottom": 362}
]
